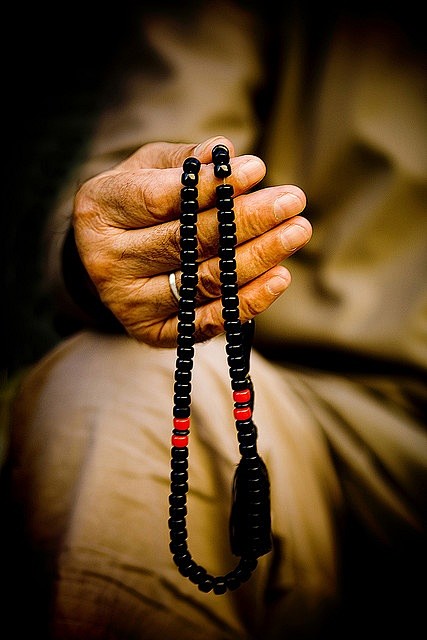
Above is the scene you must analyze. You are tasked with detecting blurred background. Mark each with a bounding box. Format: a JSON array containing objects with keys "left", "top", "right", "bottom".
[{"left": 2, "top": 4, "right": 138, "bottom": 461}]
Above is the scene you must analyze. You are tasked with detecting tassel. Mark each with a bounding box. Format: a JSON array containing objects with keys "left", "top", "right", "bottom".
[
  {"left": 229, "top": 320, "right": 272, "bottom": 558},
  {"left": 229, "top": 450, "right": 272, "bottom": 558}
]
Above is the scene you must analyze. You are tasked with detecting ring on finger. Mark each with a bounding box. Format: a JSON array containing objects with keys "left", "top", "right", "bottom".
[{"left": 168, "top": 271, "right": 180, "bottom": 303}]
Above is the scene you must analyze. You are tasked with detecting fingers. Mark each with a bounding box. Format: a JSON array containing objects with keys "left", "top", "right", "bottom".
[
  {"left": 100, "top": 184, "right": 307, "bottom": 277},
  {"left": 124, "top": 263, "right": 294, "bottom": 348},
  {"left": 123, "top": 213, "right": 311, "bottom": 338},
  {"left": 196, "top": 215, "right": 312, "bottom": 300},
  {"left": 75, "top": 139, "right": 266, "bottom": 231},
  {"left": 72, "top": 135, "right": 312, "bottom": 348}
]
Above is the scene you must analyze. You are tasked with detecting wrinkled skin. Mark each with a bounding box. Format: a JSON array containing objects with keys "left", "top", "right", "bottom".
[{"left": 73, "top": 135, "right": 311, "bottom": 347}]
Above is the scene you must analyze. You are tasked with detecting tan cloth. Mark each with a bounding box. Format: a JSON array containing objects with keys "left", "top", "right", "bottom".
[
  {"left": 9, "top": 332, "right": 426, "bottom": 638},
  {"left": 7, "top": 2, "right": 427, "bottom": 639}
]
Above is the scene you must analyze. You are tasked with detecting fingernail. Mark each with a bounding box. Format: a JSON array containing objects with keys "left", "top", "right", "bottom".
[
  {"left": 236, "top": 158, "right": 265, "bottom": 183},
  {"left": 266, "top": 273, "right": 290, "bottom": 296},
  {"left": 281, "top": 224, "right": 310, "bottom": 251},
  {"left": 274, "top": 193, "right": 303, "bottom": 220}
]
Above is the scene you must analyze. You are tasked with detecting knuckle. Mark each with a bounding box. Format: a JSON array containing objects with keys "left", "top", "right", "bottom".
[
  {"left": 194, "top": 308, "right": 222, "bottom": 343},
  {"left": 241, "top": 294, "right": 265, "bottom": 318},
  {"left": 170, "top": 221, "right": 182, "bottom": 257},
  {"left": 197, "top": 264, "right": 219, "bottom": 299}
]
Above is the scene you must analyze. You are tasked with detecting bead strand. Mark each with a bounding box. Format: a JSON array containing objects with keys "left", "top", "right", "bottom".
[{"left": 168, "top": 146, "right": 271, "bottom": 595}]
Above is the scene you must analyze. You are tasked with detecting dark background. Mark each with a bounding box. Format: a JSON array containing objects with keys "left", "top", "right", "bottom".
[{"left": 3, "top": 4, "right": 136, "bottom": 379}]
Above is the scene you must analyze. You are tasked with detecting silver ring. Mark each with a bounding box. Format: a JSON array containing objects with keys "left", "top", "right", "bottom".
[{"left": 168, "top": 271, "right": 180, "bottom": 303}]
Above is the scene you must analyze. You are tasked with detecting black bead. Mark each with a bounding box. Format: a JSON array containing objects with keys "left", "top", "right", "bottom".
[
  {"left": 222, "top": 308, "right": 240, "bottom": 321},
  {"left": 216, "top": 199, "right": 234, "bottom": 211},
  {"left": 169, "top": 529, "right": 188, "bottom": 542},
  {"left": 174, "top": 381, "right": 192, "bottom": 394},
  {"left": 180, "top": 236, "right": 198, "bottom": 251},
  {"left": 225, "top": 343, "right": 243, "bottom": 357},
  {"left": 232, "top": 378, "right": 249, "bottom": 391},
  {"left": 179, "top": 285, "right": 197, "bottom": 299},
  {"left": 222, "top": 295, "right": 239, "bottom": 309},
  {"left": 183, "top": 157, "right": 201, "bottom": 172},
  {"left": 235, "top": 419, "right": 253, "bottom": 431},
  {"left": 181, "top": 200, "right": 198, "bottom": 214},
  {"left": 212, "top": 144, "right": 230, "bottom": 163},
  {"left": 175, "top": 358, "right": 193, "bottom": 372},
  {"left": 227, "top": 354, "right": 246, "bottom": 369},
  {"left": 220, "top": 271, "right": 237, "bottom": 284},
  {"left": 240, "top": 556, "right": 258, "bottom": 571},
  {"left": 174, "top": 369, "right": 192, "bottom": 383},
  {"left": 169, "top": 505, "right": 187, "bottom": 518},
  {"left": 180, "top": 261, "right": 198, "bottom": 274},
  {"left": 170, "top": 481, "right": 189, "bottom": 494},
  {"left": 219, "top": 234, "right": 237, "bottom": 248},
  {"left": 180, "top": 224, "right": 197, "bottom": 238},
  {"left": 234, "top": 565, "right": 252, "bottom": 583},
  {"left": 169, "top": 494, "right": 187, "bottom": 507},
  {"left": 218, "top": 248, "right": 236, "bottom": 261},
  {"left": 173, "top": 406, "right": 190, "bottom": 419},
  {"left": 177, "top": 309, "right": 195, "bottom": 323},
  {"left": 177, "top": 322, "right": 195, "bottom": 336},
  {"left": 170, "top": 465, "right": 189, "bottom": 479},
  {"left": 217, "top": 209, "right": 235, "bottom": 223},
  {"left": 219, "top": 222, "right": 236, "bottom": 235},
  {"left": 179, "top": 298, "right": 196, "bottom": 312},
  {"left": 180, "top": 212, "right": 198, "bottom": 227},
  {"left": 178, "top": 558, "right": 196, "bottom": 577},
  {"left": 221, "top": 286, "right": 239, "bottom": 300},
  {"left": 173, "top": 550, "right": 191, "bottom": 564},
  {"left": 171, "top": 461, "right": 189, "bottom": 477},
  {"left": 173, "top": 394, "right": 191, "bottom": 407},
  {"left": 188, "top": 565, "right": 207, "bottom": 585},
  {"left": 180, "top": 273, "right": 198, "bottom": 287},
  {"left": 238, "top": 442, "right": 257, "bottom": 456},
  {"left": 168, "top": 516, "right": 186, "bottom": 530},
  {"left": 215, "top": 163, "right": 231, "bottom": 179},
  {"left": 226, "top": 332, "right": 243, "bottom": 346},
  {"left": 231, "top": 376, "right": 249, "bottom": 389},
  {"left": 169, "top": 540, "right": 188, "bottom": 555},
  {"left": 237, "top": 431, "right": 256, "bottom": 445},
  {"left": 177, "top": 345, "right": 194, "bottom": 359},
  {"left": 181, "top": 172, "right": 199, "bottom": 187},
  {"left": 224, "top": 319, "right": 241, "bottom": 333},
  {"left": 225, "top": 572, "right": 241, "bottom": 590},
  {"left": 213, "top": 578, "right": 227, "bottom": 595},
  {"left": 181, "top": 186, "right": 198, "bottom": 199},
  {"left": 170, "top": 454, "right": 189, "bottom": 468},
  {"left": 198, "top": 576, "right": 215, "bottom": 593},
  {"left": 216, "top": 183, "right": 234, "bottom": 197},
  {"left": 219, "top": 256, "right": 236, "bottom": 269},
  {"left": 180, "top": 248, "right": 198, "bottom": 262}
]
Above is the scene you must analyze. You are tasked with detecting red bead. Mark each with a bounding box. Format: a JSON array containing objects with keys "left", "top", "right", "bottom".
[
  {"left": 233, "top": 389, "right": 251, "bottom": 403},
  {"left": 234, "top": 406, "right": 252, "bottom": 420},
  {"left": 172, "top": 434, "right": 189, "bottom": 447},
  {"left": 173, "top": 417, "right": 191, "bottom": 431}
]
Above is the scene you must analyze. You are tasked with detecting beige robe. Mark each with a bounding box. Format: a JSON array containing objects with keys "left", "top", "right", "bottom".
[{"left": 7, "top": 3, "right": 427, "bottom": 638}]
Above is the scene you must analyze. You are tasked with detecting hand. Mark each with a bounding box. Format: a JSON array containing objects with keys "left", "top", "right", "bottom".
[{"left": 72, "top": 135, "right": 311, "bottom": 347}]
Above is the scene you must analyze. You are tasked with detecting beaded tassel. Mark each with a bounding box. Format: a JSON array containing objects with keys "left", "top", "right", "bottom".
[{"left": 168, "top": 146, "right": 272, "bottom": 595}]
